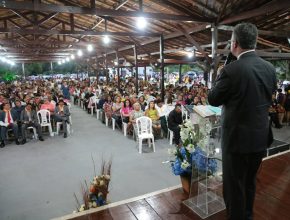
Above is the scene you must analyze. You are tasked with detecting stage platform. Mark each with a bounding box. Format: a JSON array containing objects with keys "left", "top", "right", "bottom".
[
  {"left": 267, "top": 139, "right": 290, "bottom": 156},
  {"left": 54, "top": 151, "right": 290, "bottom": 220}
]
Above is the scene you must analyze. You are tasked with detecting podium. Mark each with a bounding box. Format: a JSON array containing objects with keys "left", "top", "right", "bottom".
[{"left": 183, "top": 107, "right": 225, "bottom": 219}]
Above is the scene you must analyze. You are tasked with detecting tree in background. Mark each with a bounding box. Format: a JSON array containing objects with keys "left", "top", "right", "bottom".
[
  {"left": 0, "top": 66, "right": 17, "bottom": 82},
  {"left": 271, "top": 60, "right": 290, "bottom": 80}
]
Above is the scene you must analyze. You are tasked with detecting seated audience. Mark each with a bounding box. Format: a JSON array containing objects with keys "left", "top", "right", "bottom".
[
  {"left": 145, "top": 101, "right": 161, "bottom": 137},
  {"left": 54, "top": 99, "right": 70, "bottom": 138},
  {"left": 129, "top": 102, "right": 144, "bottom": 135},
  {"left": 155, "top": 99, "right": 169, "bottom": 136},
  {"left": 21, "top": 103, "right": 44, "bottom": 144},
  {"left": 0, "top": 103, "right": 20, "bottom": 147}
]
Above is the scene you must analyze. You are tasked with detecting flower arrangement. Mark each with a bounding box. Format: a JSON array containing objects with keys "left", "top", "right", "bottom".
[
  {"left": 73, "top": 157, "right": 112, "bottom": 213},
  {"left": 169, "top": 118, "right": 217, "bottom": 177}
]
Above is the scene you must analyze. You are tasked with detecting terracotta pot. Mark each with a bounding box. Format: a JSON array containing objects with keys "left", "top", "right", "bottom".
[{"left": 180, "top": 175, "right": 191, "bottom": 195}]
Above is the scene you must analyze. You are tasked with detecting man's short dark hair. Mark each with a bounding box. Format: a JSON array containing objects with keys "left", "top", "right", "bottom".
[
  {"left": 175, "top": 103, "right": 181, "bottom": 108},
  {"left": 233, "top": 23, "right": 258, "bottom": 49}
]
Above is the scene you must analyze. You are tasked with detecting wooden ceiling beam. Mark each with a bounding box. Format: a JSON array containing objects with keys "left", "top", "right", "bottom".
[
  {"left": 176, "top": 24, "right": 211, "bottom": 63},
  {"left": 0, "top": 28, "right": 160, "bottom": 37},
  {"left": 37, "top": 12, "right": 58, "bottom": 26},
  {"left": 10, "top": 10, "right": 35, "bottom": 25},
  {"left": 218, "top": 25, "right": 290, "bottom": 38},
  {"left": 220, "top": 0, "right": 290, "bottom": 25},
  {"left": 0, "top": 0, "right": 206, "bottom": 22},
  {"left": 155, "top": 0, "right": 205, "bottom": 20},
  {"left": 216, "top": 49, "right": 290, "bottom": 58}
]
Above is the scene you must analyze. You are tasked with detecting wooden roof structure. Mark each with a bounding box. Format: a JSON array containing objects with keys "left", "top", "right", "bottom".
[{"left": 0, "top": 0, "right": 290, "bottom": 66}]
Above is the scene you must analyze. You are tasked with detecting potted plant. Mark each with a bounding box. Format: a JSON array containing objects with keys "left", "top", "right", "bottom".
[{"left": 169, "top": 119, "right": 218, "bottom": 195}]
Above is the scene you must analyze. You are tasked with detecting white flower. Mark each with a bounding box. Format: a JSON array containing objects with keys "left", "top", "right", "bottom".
[
  {"left": 104, "top": 175, "right": 111, "bottom": 180},
  {"left": 185, "top": 144, "right": 194, "bottom": 152},
  {"left": 99, "top": 180, "right": 105, "bottom": 186},
  {"left": 92, "top": 201, "right": 97, "bottom": 208},
  {"left": 168, "top": 148, "right": 177, "bottom": 155},
  {"left": 98, "top": 192, "right": 103, "bottom": 197},
  {"left": 73, "top": 210, "right": 77, "bottom": 214},
  {"left": 181, "top": 160, "right": 190, "bottom": 170}
]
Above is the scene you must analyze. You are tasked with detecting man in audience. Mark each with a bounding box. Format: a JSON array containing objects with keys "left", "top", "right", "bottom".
[
  {"left": 168, "top": 104, "right": 183, "bottom": 145},
  {"left": 54, "top": 99, "right": 70, "bottom": 138},
  {"left": 21, "top": 102, "right": 44, "bottom": 144},
  {"left": 0, "top": 103, "right": 21, "bottom": 147}
]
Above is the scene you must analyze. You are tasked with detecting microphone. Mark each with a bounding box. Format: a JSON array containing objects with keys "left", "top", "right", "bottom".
[{"left": 224, "top": 52, "right": 236, "bottom": 65}]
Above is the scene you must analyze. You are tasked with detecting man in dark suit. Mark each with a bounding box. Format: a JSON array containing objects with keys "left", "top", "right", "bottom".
[
  {"left": 0, "top": 103, "right": 21, "bottom": 147},
  {"left": 21, "top": 102, "right": 44, "bottom": 144},
  {"left": 54, "top": 99, "right": 70, "bottom": 138},
  {"left": 208, "top": 23, "right": 276, "bottom": 220},
  {"left": 167, "top": 104, "right": 183, "bottom": 145}
]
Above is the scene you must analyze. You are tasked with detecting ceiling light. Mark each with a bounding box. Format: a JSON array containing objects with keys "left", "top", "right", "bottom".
[
  {"left": 58, "top": 61, "right": 62, "bottom": 65},
  {"left": 77, "top": 50, "right": 83, "bottom": 57},
  {"left": 187, "top": 52, "right": 194, "bottom": 58},
  {"left": 136, "top": 17, "right": 147, "bottom": 30},
  {"left": 10, "top": 61, "right": 15, "bottom": 66},
  {"left": 71, "top": 54, "right": 75, "bottom": 60},
  {"left": 103, "top": 35, "right": 110, "bottom": 44},
  {"left": 62, "top": 59, "right": 66, "bottom": 64},
  {"left": 114, "top": 60, "right": 118, "bottom": 66},
  {"left": 66, "top": 57, "right": 70, "bottom": 62},
  {"left": 87, "top": 44, "right": 93, "bottom": 52}
]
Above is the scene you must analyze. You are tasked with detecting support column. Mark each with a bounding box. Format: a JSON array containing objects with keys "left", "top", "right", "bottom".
[
  {"left": 178, "top": 64, "right": 182, "bottom": 84},
  {"left": 160, "top": 35, "right": 165, "bottom": 101},
  {"left": 134, "top": 44, "right": 138, "bottom": 94},
  {"left": 116, "top": 50, "right": 120, "bottom": 90},
  {"left": 105, "top": 52, "right": 108, "bottom": 84},
  {"left": 50, "top": 61, "right": 53, "bottom": 75},
  {"left": 144, "top": 66, "right": 147, "bottom": 82},
  {"left": 211, "top": 24, "right": 218, "bottom": 84},
  {"left": 22, "top": 62, "right": 25, "bottom": 79}
]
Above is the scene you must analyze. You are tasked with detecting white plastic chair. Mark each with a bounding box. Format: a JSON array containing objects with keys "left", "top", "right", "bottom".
[
  {"left": 136, "top": 116, "right": 155, "bottom": 154},
  {"left": 121, "top": 111, "right": 128, "bottom": 136},
  {"left": 167, "top": 128, "right": 174, "bottom": 145},
  {"left": 89, "top": 96, "right": 97, "bottom": 116},
  {"left": 37, "top": 110, "right": 54, "bottom": 137},
  {"left": 27, "top": 126, "right": 38, "bottom": 139},
  {"left": 56, "top": 121, "right": 71, "bottom": 135}
]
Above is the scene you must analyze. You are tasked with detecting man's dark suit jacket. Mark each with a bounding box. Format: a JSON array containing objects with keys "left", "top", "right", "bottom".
[
  {"left": 208, "top": 52, "right": 276, "bottom": 153},
  {"left": 0, "top": 110, "right": 18, "bottom": 123},
  {"left": 20, "top": 109, "right": 39, "bottom": 123}
]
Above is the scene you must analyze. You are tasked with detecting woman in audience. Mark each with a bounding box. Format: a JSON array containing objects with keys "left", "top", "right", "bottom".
[
  {"left": 200, "top": 96, "right": 208, "bottom": 105},
  {"left": 138, "top": 96, "right": 147, "bottom": 111},
  {"left": 103, "top": 95, "right": 113, "bottom": 123},
  {"left": 112, "top": 96, "right": 123, "bottom": 129},
  {"left": 129, "top": 102, "right": 144, "bottom": 136},
  {"left": 40, "top": 96, "right": 55, "bottom": 116},
  {"left": 176, "top": 94, "right": 185, "bottom": 106},
  {"left": 145, "top": 101, "right": 161, "bottom": 137},
  {"left": 121, "top": 99, "right": 133, "bottom": 134}
]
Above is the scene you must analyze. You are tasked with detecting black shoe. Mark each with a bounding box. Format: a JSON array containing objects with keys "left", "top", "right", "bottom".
[
  {"left": 63, "top": 133, "right": 67, "bottom": 138},
  {"left": 39, "top": 136, "right": 44, "bottom": 141},
  {"left": 16, "top": 140, "right": 20, "bottom": 145},
  {"left": 0, "top": 141, "right": 5, "bottom": 148},
  {"left": 21, "top": 139, "right": 26, "bottom": 145}
]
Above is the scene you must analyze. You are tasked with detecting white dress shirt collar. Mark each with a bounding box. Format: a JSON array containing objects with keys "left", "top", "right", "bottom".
[{"left": 237, "top": 49, "right": 255, "bottom": 60}]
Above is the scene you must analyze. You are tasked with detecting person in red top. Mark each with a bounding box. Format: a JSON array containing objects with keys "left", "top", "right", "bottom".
[
  {"left": 40, "top": 96, "right": 55, "bottom": 115},
  {"left": 0, "top": 103, "right": 20, "bottom": 147}
]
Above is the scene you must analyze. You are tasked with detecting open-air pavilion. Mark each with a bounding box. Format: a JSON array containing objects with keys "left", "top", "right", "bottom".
[{"left": 0, "top": 1, "right": 290, "bottom": 220}]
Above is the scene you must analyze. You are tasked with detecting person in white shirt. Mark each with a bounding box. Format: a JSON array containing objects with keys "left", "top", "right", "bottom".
[
  {"left": 0, "top": 103, "right": 20, "bottom": 147},
  {"left": 155, "top": 99, "right": 170, "bottom": 136}
]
